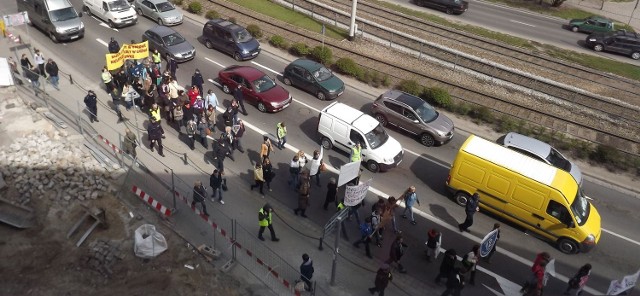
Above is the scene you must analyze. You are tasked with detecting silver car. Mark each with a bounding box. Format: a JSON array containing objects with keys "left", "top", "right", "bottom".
[
  {"left": 371, "top": 90, "right": 454, "bottom": 146},
  {"left": 134, "top": 0, "right": 182, "bottom": 26},
  {"left": 498, "top": 132, "right": 583, "bottom": 185}
]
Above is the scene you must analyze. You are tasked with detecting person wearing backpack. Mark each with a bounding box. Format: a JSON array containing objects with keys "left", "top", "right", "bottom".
[
  {"left": 425, "top": 228, "right": 442, "bottom": 262},
  {"left": 294, "top": 172, "right": 311, "bottom": 217},
  {"left": 461, "top": 244, "right": 479, "bottom": 285},
  {"left": 353, "top": 216, "right": 374, "bottom": 259},
  {"left": 371, "top": 207, "right": 383, "bottom": 247},
  {"left": 564, "top": 264, "right": 591, "bottom": 296}
]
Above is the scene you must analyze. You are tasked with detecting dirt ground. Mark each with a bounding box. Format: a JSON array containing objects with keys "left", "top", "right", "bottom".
[{"left": 0, "top": 178, "right": 248, "bottom": 296}]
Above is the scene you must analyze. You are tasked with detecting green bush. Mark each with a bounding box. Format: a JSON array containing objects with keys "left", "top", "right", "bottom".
[
  {"left": 290, "top": 42, "right": 310, "bottom": 56},
  {"left": 370, "top": 71, "right": 382, "bottom": 88},
  {"left": 515, "top": 119, "right": 530, "bottom": 135},
  {"left": 570, "top": 139, "right": 592, "bottom": 159},
  {"left": 246, "top": 24, "right": 263, "bottom": 38},
  {"left": 496, "top": 115, "right": 517, "bottom": 133},
  {"left": 453, "top": 102, "right": 472, "bottom": 116},
  {"left": 187, "top": 1, "right": 202, "bottom": 14},
  {"left": 269, "top": 35, "right": 289, "bottom": 49},
  {"left": 205, "top": 10, "right": 219, "bottom": 20},
  {"left": 310, "top": 46, "right": 333, "bottom": 65},
  {"left": 470, "top": 106, "right": 495, "bottom": 123},
  {"left": 590, "top": 144, "right": 621, "bottom": 166},
  {"left": 335, "top": 57, "right": 362, "bottom": 77},
  {"left": 396, "top": 79, "right": 423, "bottom": 96},
  {"left": 357, "top": 69, "right": 372, "bottom": 84},
  {"left": 229, "top": 17, "right": 237, "bottom": 24},
  {"left": 381, "top": 75, "right": 391, "bottom": 87},
  {"left": 421, "top": 87, "right": 452, "bottom": 109}
]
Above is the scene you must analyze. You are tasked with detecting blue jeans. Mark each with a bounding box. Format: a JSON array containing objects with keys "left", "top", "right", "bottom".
[
  {"left": 48, "top": 75, "right": 59, "bottom": 89},
  {"left": 125, "top": 100, "right": 133, "bottom": 110},
  {"left": 211, "top": 186, "right": 223, "bottom": 201},
  {"left": 403, "top": 206, "right": 415, "bottom": 221},
  {"left": 278, "top": 136, "right": 287, "bottom": 148},
  {"left": 288, "top": 172, "right": 299, "bottom": 190},
  {"left": 348, "top": 206, "right": 361, "bottom": 225}
]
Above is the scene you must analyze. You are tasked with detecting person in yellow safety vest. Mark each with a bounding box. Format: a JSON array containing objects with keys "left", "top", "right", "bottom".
[
  {"left": 101, "top": 67, "right": 114, "bottom": 93},
  {"left": 276, "top": 122, "right": 287, "bottom": 150},
  {"left": 337, "top": 201, "right": 345, "bottom": 211},
  {"left": 150, "top": 103, "right": 161, "bottom": 123},
  {"left": 258, "top": 203, "right": 280, "bottom": 242},
  {"left": 350, "top": 142, "right": 362, "bottom": 163},
  {"left": 152, "top": 49, "right": 162, "bottom": 69}
]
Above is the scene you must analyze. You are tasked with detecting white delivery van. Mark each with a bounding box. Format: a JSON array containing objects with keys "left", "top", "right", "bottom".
[
  {"left": 17, "top": 0, "right": 85, "bottom": 43},
  {"left": 83, "top": 0, "right": 137, "bottom": 28},
  {"left": 318, "top": 102, "right": 404, "bottom": 172}
]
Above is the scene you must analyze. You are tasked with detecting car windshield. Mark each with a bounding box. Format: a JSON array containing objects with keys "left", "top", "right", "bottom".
[
  {"left": 414, "top": 101, "right": 438, "bottom": 122},
  {"left": 49, "top": 7, "right": 78, "bottom": 22},
  {"left": 162, "top": 33, "right": 185, "bottom": 46},
  {"left": 156, "top": 2, "right": 175, "bottom": 12},
  {"left": 234, "top": 29, "right": 253, "bottom": 43},
  {"left": 312, "top": 66, "right": 333, "bottom": 82},
  {"left": 570, "top": 189, "right": 590, "bottom": 226},
  {"left": 546, "top": 148, "right": 572, "bottom": 172},
  {"left": 109, "top": 0, "right": 130, "bottom": 11},
  {"left": 364, "top": 124, "right": 389, "bottom": 149},
  {"left": 252, "top": 75, "right": 277, "bottom": 93}
]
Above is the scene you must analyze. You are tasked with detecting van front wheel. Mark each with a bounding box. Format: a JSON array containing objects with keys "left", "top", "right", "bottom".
[
  {"left": 321, "top": 137, "right": 333, "bottom": 150},
  {"left": 367, "top": 160, "right": 380, "bottom": 173},
  {"left": 557, "top": 238, "right": 579, "bottom": 254},
  {"left": 454, "top": 192, "right": 470, "bottom": 206}
]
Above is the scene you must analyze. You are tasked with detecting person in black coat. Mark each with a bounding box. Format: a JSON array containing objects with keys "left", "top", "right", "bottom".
[
  {"left": 191, "top": 180, "right": 209, "bottom": 216},
  {"left": 458, "top": 193, "right": 480, "bottom": 232},
  {"left": 213, "top": 135, "right": 232, "bottom": 171},
  {"left": 435, "top": 248, "right": 457, "bottom": 285},
  {"left": 323, "top": 177, "right": 338, "bottom": 210},
  {"left": 84, "top": 90, "right": 98, "bottom": 123},
  {"left": 233, "top": 84, "right": 247, "bottom": 115},
  {"left": 441, "top": 268, "right": 465, "bottom": 296},
  {"left": 191, "top": 69, "right": 204, "bottom": 95},
  {"left": 45, "top": 59, "right": 59, "bottom": 90},
  {"left": 166, "top": 54, "right": 178, "bottom": 79},
  {"left": 147, "top": 118, "right": 165, "bottom": 157},
  {"left": 108, "top": 37, "right": 120, "bottom": 54},
  {"left": 299, "top": 254, "right": 314, "bottom": 291},
  {"left": 209, "top": 169, "right": 224, "bottom": 203}
]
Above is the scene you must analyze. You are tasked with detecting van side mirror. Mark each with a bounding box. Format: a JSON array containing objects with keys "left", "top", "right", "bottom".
[{"left": 78, "top": 11, "right": 83, "bottom": 17}]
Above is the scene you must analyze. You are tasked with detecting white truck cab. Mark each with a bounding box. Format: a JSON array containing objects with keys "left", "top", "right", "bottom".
[
  {"left": 318, "top": 102, "right": 404, "bottom": 172},
  {"left": 83, "top": 0, "right": 137, "bottom": 28}
]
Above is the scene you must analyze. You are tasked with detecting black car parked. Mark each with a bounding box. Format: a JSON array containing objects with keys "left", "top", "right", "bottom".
[
  {"left": 585, "top": 30, "right": 640, "bottom": 60},
  {"left": 414, "top": 0, "right": 468, "bottom": 15}
]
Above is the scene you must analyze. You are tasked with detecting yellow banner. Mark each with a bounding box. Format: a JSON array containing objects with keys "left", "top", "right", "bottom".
[{"left": 105, "top": 41, "right": 150, "bottom": 70}]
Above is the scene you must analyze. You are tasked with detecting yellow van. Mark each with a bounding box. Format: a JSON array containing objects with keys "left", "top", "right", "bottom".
[{"left": 446, "top": 135, "right": 601, "bottom": 254}]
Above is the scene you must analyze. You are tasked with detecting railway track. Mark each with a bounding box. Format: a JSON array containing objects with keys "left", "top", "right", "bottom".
[
  {"left": 294, "top": 0, "right": 640, "bottom": 129},
  {"left": 210, "top": 0, "right": 639, "bottom": 154}
]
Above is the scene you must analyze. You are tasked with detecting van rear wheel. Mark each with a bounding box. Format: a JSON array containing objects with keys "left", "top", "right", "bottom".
[
  {"left": 557, "top": 238, "right": 579, "bottom": 254},
  {"left": 321, "top": 137, "right": 333, "bottom": 150},
  {"left": 367, "top": 160, "right": 380, "bottom": 173},
  {"left": 454, "top": 192, "right": 469, "bottom": 206}
]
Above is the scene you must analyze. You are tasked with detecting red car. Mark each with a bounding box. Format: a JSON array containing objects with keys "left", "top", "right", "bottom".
[{"left": 218, "top": 65, "right": 292, "bottom": 112}]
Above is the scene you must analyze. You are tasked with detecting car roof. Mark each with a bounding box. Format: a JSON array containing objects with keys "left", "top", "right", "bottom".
[
  {"left": 146, "top": 0, "right": 172, "bottom": 4},
  {"left": 585, "top": 16, "right": 611, "bottom": 22},
  {"left": 207, "top": 19, "right": 245, "bottom": 33},
  {"left": 503, "top": 132, "right": 552, "bottom": 158},
  {"left": 146, "top": 25, "right": 177, "bottom": 37},
  {"left": 380, "top": 89, "right": 425, "bottom": 109},
  {"left": 223, "top": 65, "right": 265, "bottom": 81},
  {"left": 290, "top": 59, "right": 323, "bottom": 71}
]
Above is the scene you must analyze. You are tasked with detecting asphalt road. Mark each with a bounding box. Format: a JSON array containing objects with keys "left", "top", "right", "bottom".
[
  {"left": 388, "top": 0, "right": 640, "bottom": 65},
  {"left": 6, "top": 1, "right": 640, "bottom": 294}
]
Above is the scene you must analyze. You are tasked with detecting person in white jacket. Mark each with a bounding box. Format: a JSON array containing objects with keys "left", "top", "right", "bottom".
[{"left": 308, "top": 148, "right": 324, "bottom": 187}]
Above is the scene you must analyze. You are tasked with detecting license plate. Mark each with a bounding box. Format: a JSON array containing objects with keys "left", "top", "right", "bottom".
[
  {"left": 337, "top": 91, "right": 344, "bottom": 97},
  {"left": 251, "top": 51, "right": 258, "bottom": 56},
  {"left": 282, "top": 103, "right": 291, "bottom": 109},
  {"left": 70, "top": 35, "right": 79, "bottom": 39}
]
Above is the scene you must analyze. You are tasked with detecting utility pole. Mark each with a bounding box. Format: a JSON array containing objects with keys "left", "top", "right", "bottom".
[{"left": 348, "top": 0, "right": 358, "bottom": 41}]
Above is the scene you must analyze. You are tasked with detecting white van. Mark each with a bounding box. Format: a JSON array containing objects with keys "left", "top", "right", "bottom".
[
  {"left": 17, "top": 0, "right": 85, "bottom": 43},
  {"left": 318, "top": 102, "right": 404, "bottom": 172},
  {"left": 83, "top": 0, "right": 137, "bottom": 28}
]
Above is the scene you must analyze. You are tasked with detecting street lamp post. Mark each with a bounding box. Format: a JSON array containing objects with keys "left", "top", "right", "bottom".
[{"left": 348, "top": 0, "right": 358, "bottom": 41}]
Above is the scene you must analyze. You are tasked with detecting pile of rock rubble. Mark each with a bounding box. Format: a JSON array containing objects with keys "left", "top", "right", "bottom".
[
  {"left": 85, "top": 239, "right": 126, "bottom": 277},
  {"left": 0, "top": 130, "right": 123, "bottom": 206}
]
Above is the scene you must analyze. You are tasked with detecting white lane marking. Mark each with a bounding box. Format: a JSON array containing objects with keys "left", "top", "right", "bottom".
[
  {"left": 251, "top": 61, "right": 282, "bottom": 76},
  {"left": 96, "top": 38, "right": 108, "bottom": 47},
  {"left": 602, "top": 228, "right": 640, "bottom": 246},
  {"left": 207, "top": 78, "right": 220, "bottom": 87},
  {"left": 509, "top": 20, "right": 536, "bottom": 27},
  {"left": 205, "top": 57, "right": 226, "bottom": 68},
  {"left": 92, "top": 16, "right": 119, "bottom": 31}
]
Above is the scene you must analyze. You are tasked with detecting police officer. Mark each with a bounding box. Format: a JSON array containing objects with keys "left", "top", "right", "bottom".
[
  {"left": 258, "top": 203, "right": 280, "bottom": 242},
  {"left": 350, "top": 142, "right": 362, "bottom": 163}
]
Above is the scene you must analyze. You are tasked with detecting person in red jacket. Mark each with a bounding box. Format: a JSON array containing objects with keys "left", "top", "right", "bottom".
[{"left": 521, "top": 256, "right": 550, "bottom": 295}]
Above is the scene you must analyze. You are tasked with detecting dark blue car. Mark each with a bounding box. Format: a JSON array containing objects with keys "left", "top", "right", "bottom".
[{"left": 202, "top": 19, "right": 261, "bottom": 61}]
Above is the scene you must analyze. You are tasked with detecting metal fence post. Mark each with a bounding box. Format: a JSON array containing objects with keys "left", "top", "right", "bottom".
[
  {"left": 330, "top": 216, "right": 342, "bottom": 286},
  {"left": 77, "top": 101, "right": 84, "bottom": 136},
  {"left": 171, "top": 169, "right": 177, "bottom": 211},
  {"left": 118, "top": 133, "right": 124, "bottom": 168},
  {"left": 389, "top": 33, "right": 393, "bottom": 48},
  {"left": 232, "top": 219, "right": 237, "bottom": 261}
]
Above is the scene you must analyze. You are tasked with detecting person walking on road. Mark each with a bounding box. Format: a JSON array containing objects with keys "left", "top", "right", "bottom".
[
  {"left": 350, "top": 142, "right": 362, "bottom": 163},
  {"left": 191, "top": 69, "right": 204, "bottom": 96},
  {"left": 186, "top": 117, "right": 197, "bottom": 150},
  {"left": 458, "top": 193, "right": 480, "bottom": 232},
  {"left": 123, "top": 128, "right": 138, "bottom": 158},
  {"left": 521, "top": 252, "right": 551, "bottom": 295},
  {"left": 461, "top": 244, "right": 479, "bottom": 285},
  {"left": 213, "top": 134, "right": 231, "bottom": 171},
  {"left": 151, "top": 49, "right": 162, "bottom": 69},
  {"left": 298, "top": 254, "right": 314, "bottom": 292},
  {"left": 197, "top": 116, "right": 209, "bottom": 148},
  {"left": 564, "top": 264, "right": 591, "bottom": 296},
  {"left": 109, "top": 89, "right": 125, "bottom": 123},
  {"left": 101, "top": 67, "right": 115, "bottom": 93},
  {"left": 323, "top": 177, "right": 338, "bottom": 210},
  {"left": 371, "top": 207, "right": 383, "bottom": 247},
  {"left": 522, "top": 258, "right": 549, "bottom": 296},
  {"left": 261, "top": 136, "right": 274, "bottom": 161},
  {"left": 435, "top": 249, "right": 457, "bottom": 285},
  {"left": 45, "top": 58, "right": 59, "bottom": 90},
  {"left": 484, "top": 223, "right": 501, "bottom": 263},
  {"left": 385, "top": 196, "right": 401, "bottom": 234},
  {"left": 166, "top": 54, "right": 178, "bottom": 79},
  {"left": 288, "top": 155, "right": 301, "bottom": 190},
  {"left": 262, "top": 157, "right": 275, "bottom": 192},
  {"left": 34, "top": 49, "right": 46, "bottom": 77},
  {"left": 353, "top": 216, "right": 375, "bottom": 259},
  {"left": 209, "top": 169, "right": 224, "bottom": 204},
  {"left": 386, "top": 234, "right": 408, "bottom": 273},
  {"left": 250, "top": 163, "right": 265, "bottom": 197},
  {"left": 232, "top": 119, "right": 246, "bottom": 153},
  {"left": 441, "top": 267, "right": 465, "bottom": 296},
  {"left": 308, "top": 148, "right": 324, "bottom": 187},
  {"left": 108, "top": 37, "right": 120, "bottom": 53},
  {"left": 205, "top": 89, "right": 218, "bottom": 112},
  {"left": 368, "top": 263, "right": 393, "bottom": 296},
  {"left": 402, "top": 186, "right": 420, "bottom": 225},
  {"left": 233, "top": 84, "right": 247, "bottom": 115},
  {"left": 276, "top": 122, "right": 287, "bottom": 149},
  {"left": 294, "top": 172, "right": 311, "bottom": 217},
  {"left": 20, "top": 54, "right": 33, "bottom": 77},
  {"left": 191, "top": 181, "right": 209, "bottom": 216},
  {"left": 425, "top": 228, "right": 442, "bottom": 262},
  {"left": 257, "top": 203, "right": 279, "bottom": 242},
  {"left": 147, "top": 118, "right": 165, "bottom": 157},
  {"left": 83, "top": 90, "right": 98, "bottom": 123}
]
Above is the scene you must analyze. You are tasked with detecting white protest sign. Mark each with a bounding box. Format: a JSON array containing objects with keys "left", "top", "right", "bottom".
[
  {"left": 338, "top": 161, "right": 360, "bottom": 187},
  {"left": 607, "top": 269, "right": 640, "bottom": 295},
  {"left": 344, "top": 179, "right": 371, "bottom": 206}
]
